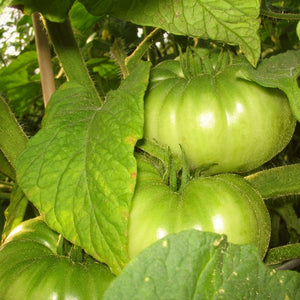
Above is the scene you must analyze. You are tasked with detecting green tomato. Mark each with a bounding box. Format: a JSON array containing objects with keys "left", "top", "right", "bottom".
[
  {"left": 0, "top": 217, "right": 115, "bottom": 300},
  {"left": 128, "top": 155, "right": 271, "bottom": 259},
  {"left": 144, "top": 59, "right": 296, "bottom": 174}
]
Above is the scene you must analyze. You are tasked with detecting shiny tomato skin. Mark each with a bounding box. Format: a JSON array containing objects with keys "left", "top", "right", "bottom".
[
  {"left": 128, "top": 155, "right": 271, "bottom": 259},
  {"left": 144, "top": 60, "right": 296, "bottom": 174},
  {"left": 0, "top": 217, "right": 115, "bottom": 300}
]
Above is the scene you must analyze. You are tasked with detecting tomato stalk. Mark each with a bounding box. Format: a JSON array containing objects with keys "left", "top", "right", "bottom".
[
  {"left": 136, "top": 139, "right": 193, "bottom": 192},
  {"left": 260, "top": 0, "right": 300, "bottom": 20},
  {"left": 125, "top": 27, "right": 162, "bottom": 73},
  {"left": 45, "top": 18, "right": 102, "bottom": 105},
  {"left": 110, "top": 38, "right": 129, "bottom": 79},
  {"left": 111, "top": 28, "right": 162, "bottom": 78}
]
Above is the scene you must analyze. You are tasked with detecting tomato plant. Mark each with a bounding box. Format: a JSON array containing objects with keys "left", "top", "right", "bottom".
[
  {"left": 1, "top": 0, "right": 300, "bottom": 299},
  {"left": 0, "top": 217, "right": 115, "bottom": 300},
  {"left": 128, "top": 154, "right": 271, "bottom": 258},
  {"left": 143, "top": 59, "right": 296, "bottom": 175}
]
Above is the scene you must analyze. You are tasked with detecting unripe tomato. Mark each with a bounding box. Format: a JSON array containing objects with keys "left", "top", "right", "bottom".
[
  {"left": 128, "top": 155, "right": 271, "bottom": 258},
  {"left": 144, "top": 59, "right": 296, "bottom": 174},
  {"left": 0, "top": 217, "right": 115, "bottom": 300}
]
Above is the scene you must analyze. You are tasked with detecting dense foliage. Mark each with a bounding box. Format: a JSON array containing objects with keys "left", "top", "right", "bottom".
[{"left": 1, "top": 0, "right": 300, "bottom": 299}]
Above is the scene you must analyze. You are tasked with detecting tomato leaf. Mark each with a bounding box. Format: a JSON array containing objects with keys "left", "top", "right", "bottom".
[
  {"left": 0, "top": 51, "right": 38, "bottom": 91},
  {"left": 245, "top": 164, "right": 300, "bottom": 199},
  {"left": 0, "top": 51, "right": 42, "bottom": 120},
  {"left": 16, "top": 62, "right": 151, "bottom": 274},
  {"left": 103, "top": 230, "right": 300, "bottom": 299},
  {"left": 238, "top": 50, "right": 300, "bottom": 121},
  {"left": 69, "top": 2, "right": 101, "bottom": 46},
  {"left": 80, "top": 0, "right": 261, "bottom": 66}
]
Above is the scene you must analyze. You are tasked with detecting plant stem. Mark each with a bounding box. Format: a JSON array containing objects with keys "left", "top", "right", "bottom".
[
  {"left": 45, "top": 18, "right": 102, "bottom": 105},
  {"left": 125, "top": 28, "right": 162, "bottom": 72},
  {"left": 32, "top": 12, "right": 56, "bottom": 107},
  {"left": 111, "top": 38, "right": 129, "bottom": 79},
  {"left": 260, "top": 1, "right": 300, "bottom": 21},
  {"left": 261, "top": 8, "right": 300, "bottom": 20}
]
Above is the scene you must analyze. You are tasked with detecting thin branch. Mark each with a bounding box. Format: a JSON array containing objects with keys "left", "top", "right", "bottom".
[
  {"left": 126, "top": 28, "right": 162, "bottom": 72},
  {"left": 260, "top": 2, "right": 300, "bottom": 20}
]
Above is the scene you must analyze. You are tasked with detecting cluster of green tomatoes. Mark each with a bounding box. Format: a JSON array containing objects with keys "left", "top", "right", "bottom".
[{"left": 0, "top": 56, "right": 296, "bottom": 299}]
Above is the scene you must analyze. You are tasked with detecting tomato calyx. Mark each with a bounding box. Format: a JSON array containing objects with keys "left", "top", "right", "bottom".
[
  {"left": 136, "top": 139, "right": 186, "bottom": 191},
  {"left": 136, "top": 139, "right": 215, "bottom": 192},
  {"left": 178, "top": 47, "right": 235, "bottom": 79}
]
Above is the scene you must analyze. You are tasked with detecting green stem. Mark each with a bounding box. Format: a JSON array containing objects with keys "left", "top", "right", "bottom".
[
  {"left": 260, "top": 1, "right": 300, "bottom": 20},
  {"left": 45, "top": 18, "right": 102, "bottom": 104},
  {"left": 261, "top": 8, "right": 300, "bottom": 20},
  {"left": 111, "top": 38, "right": 129, "bottom": 79},
  {"left": 274, "top": 204, "right": 300, "bottom": 236},
  {"left": 56, "top": 234, "right": 64, "bottom": 256},
  {"left": 125, "top": 28, "right": 162, "bottom": 72},
  {"left": 137, "top": 139, "right": 181, "bottom": 171}
]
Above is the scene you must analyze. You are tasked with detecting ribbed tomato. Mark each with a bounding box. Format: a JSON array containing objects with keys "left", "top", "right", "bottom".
[
  {"left": 128, "top": 155, "right": 271, "bottom": 259},
  {"left": 0, "top": 217, "right": 115, "bottom": 300},
  {"left": 143, "top": 59, "right": 296, "bottom": 174}
]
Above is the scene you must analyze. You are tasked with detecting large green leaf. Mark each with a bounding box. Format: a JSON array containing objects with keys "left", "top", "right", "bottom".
[
  {"left": 2, "top": 0, "right": 261, "bottom": 65},
  {"left": 80, "top": 0, "right": 261, "bottom": 66},
  {"left": 104, "top": 230, "right": 300, "bottom": 299},
  {"left": 16, "top": 62, "right": 151, "bottom": 274}
]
